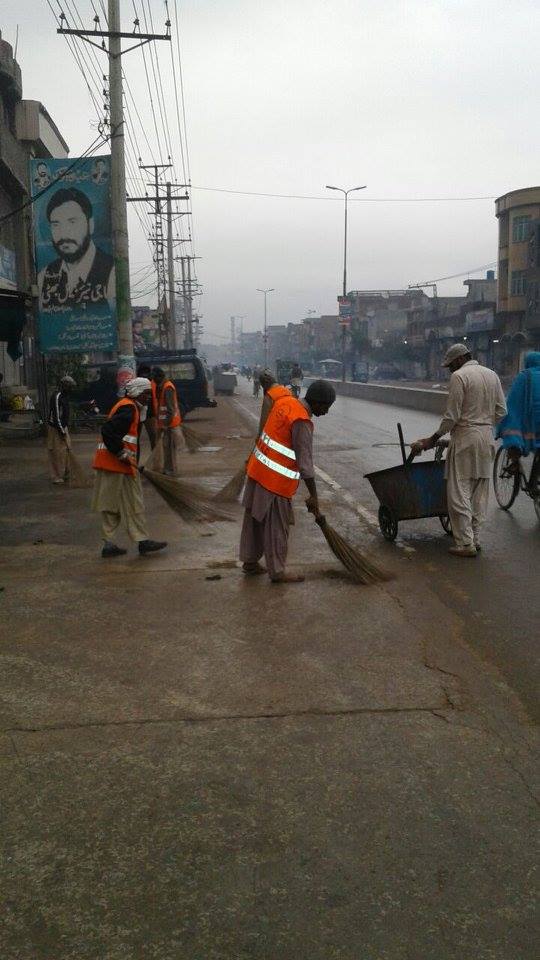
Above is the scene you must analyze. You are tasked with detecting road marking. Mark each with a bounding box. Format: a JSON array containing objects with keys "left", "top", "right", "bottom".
[{"left": 233, "top": 397, "right": 415, "bottom": 553}]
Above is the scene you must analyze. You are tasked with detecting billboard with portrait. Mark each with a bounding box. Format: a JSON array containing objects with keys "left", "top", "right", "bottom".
[{"left": 31, "top": 155, "right": 117, "bottom": 353}]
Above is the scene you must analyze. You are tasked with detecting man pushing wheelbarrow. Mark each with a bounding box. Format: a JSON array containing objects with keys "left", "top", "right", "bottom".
[{"left": 410, "top": 344, "right": 507, "bottom": 557}]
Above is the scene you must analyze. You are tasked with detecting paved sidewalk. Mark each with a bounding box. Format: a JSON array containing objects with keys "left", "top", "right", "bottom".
[{"left": 0, "top": 398, "right": 538, "bottom": 960}]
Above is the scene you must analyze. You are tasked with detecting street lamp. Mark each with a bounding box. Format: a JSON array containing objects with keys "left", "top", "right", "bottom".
[
  {"left": 326, "top": 184, "right": 366, "bottom": 381},
  {"left": 257, "top": 287, "right": 274, "bottom": 367},
  {"left": 325, "top": 184, "right": 367, "bottom": 297}
]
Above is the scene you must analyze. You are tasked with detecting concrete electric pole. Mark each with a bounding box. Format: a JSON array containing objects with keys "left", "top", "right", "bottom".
[{"left": 58, "top": 1, "right": 171, "bottom": 381}]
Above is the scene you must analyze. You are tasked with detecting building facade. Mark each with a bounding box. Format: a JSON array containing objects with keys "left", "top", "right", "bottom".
[
  {"left": 496, "top": 186, "right": 540, "bottom": 369},
  {"left": 0, "top": 31, "right": 68, "bottom": 388}
]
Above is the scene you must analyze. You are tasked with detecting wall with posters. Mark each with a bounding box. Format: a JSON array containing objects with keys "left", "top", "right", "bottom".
[{"left": 31, "top": 155, "right": 117, "bottom": 353}]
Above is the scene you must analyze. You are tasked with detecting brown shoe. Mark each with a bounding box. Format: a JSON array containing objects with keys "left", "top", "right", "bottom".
[{"left": 448, "top": 545, "right": 477, "bottom": 557}]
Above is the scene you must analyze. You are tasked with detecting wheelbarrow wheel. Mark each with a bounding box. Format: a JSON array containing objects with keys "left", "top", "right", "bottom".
[
  {"left": 439, "top": 514, "right": 452, "bottom": 535},
  {"left": 378, "top": 505, "right": 398, "bottom": 541}
]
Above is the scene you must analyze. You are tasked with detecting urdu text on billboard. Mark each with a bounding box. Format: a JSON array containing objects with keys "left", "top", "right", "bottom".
[{"left": 31, "top": 155, "right": 117, "bottom": 353}]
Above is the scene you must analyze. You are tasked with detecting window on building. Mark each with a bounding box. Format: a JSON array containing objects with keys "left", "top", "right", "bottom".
[
  {"left": 512, "top": 215, "right": 532, "bottom": 242},
  {"left": 510, "top": 270, "right": 527, "bottom": 297}
]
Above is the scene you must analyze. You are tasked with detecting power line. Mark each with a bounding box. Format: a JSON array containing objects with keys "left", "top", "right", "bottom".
[
  {"left": 0, "top": 131, "right": 108, "bottom": 226},
  {"left": 189, "top": 185, "right": 497, "bottom": 203}
]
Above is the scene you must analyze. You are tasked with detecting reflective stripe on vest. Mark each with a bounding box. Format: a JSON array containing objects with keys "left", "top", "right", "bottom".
[
  {"left": 157, "top": 380, "right": 182, "bottom": 428},
  {"left": 260, "top": 430, "right": 296, "bottom": 461},
  {"left": 253, "top": 447, "right": 300, "bottom": 480},
  {"left": 246, "top": 394, "right": 311, "bottom": 498},
  {"left": 92, "top": 398, "right": 139, "bottom": 475}
]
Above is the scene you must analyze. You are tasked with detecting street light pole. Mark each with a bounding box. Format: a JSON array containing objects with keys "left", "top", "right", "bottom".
[
  {"left": 326, "top": 184, "right": 366, "bottom": 381},
  {"left": 257, "top": 288, "right": 274, "bottom": 368}
]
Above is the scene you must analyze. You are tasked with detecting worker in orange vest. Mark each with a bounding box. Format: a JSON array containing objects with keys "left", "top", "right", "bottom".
[
  {"left": 152, "top": 367, "right": 184, "bottom": 475},
  {"left": 136, "top": 362, "right": 157, "bottom": 449},
  {"left": 240, "top": 379, "right": 336, "bottom": 582},
  {"left": 91, "top": 377, "right": 167, "bottom": 558},
  {"left": 257, "top": 369, "right": 291, "bottom": 436}
]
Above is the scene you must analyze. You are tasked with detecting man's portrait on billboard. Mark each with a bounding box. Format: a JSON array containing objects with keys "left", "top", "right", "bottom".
[
  {"left": 33, "top": 161, "right": 51, "bottom": 190},
  {"left": 91, "top": 158, "right": 109, "bottom": 185},
  {"left": 38, "top": 186, "right": 115, "bottom": 311}
]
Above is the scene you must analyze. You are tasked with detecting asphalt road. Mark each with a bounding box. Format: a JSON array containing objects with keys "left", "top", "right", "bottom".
[{"left": 307, "top": 393, "right": 539, "bottom": 719}]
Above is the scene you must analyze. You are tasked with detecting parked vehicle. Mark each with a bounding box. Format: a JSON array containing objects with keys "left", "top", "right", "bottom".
[{"left": 76, "top": 349, "right": 216, "bottom": 416}]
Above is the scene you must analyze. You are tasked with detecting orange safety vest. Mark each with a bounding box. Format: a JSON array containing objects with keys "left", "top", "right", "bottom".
[
  {"left": 157, "top": 380, "right": 182, "bottom": 428},
  {"left": 247, "top": 395, "right": 312, "bottom": 498},
  {"left": 266, "top": 384, "right": 291, "bottom": 402},
  {"left": 93, "top": 398, "right": 140, "bottom": 476}
]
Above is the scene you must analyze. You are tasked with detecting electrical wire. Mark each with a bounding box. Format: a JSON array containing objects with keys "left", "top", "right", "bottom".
[
  {"left": 0, "top": 131, "right": 108, "bottom": 226},
  {"left": 188, "top": 185, "right": 496, "bottom": 202}
]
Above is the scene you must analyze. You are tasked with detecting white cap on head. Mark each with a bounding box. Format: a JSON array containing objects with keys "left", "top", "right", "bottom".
[
  {"left": 60, "top": 375, "right": 76, "bottom": 386},
  {"left": 125, "top": 376, "right": 151, "bottom": 397},
  {"left": 442, "top": 343, "right": 471, "bottom": 367}
]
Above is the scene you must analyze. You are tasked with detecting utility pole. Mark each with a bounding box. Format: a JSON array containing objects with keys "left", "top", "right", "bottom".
[
  {"left": 108, "top": 0, "right": 130, "bottom": 365},
  {"left": 166, "top": 183, "right": 176, "bottom": 349},
  {"left": 58, "top": 3, "right": 171, "bottom": 381},
  {"left": 185, "top": 255, "right": 194, "bottom": 349}
]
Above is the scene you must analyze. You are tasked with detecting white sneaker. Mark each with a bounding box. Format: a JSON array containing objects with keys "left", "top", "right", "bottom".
[{"left": 52, "top": 478, "right": 64, "bottom": 484}]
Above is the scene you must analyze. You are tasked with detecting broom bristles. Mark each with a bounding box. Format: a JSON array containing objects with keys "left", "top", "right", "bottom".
[
  {"left": 213, "top": 465, "right": 246, "bottom": 502},
  {"left": 316, "top": 515, "right": 394, "bottom": 584},
  {"left": 182, "top": 424, "right": 210, "bottom": 453},
  {"left": 143, "top": 468, "right": 233, "bottom": 523},
  {"left": 66, "top": 449, "right": 93, "bottom": 489}
]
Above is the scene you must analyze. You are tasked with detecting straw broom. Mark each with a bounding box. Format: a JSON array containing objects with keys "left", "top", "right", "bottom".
[
  {"left": 213, "top": 463, "right": 246, "bottom": 502},
  {"left": 182, "top": 424, "right": 210, "bottom": 453},
  {"left": 308, "top": 506, "right": 394, "bottom": 585},
  {"left": 66, "top": 447, "right": 93, "bottom": 489},
  {"left": 141, "top": 467, "right": 234, "bottom": 523}
]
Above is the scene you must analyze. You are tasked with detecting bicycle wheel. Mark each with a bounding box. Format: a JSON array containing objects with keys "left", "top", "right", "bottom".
[{"left": 493, "top": 446, "right": 520, "bottom": 510}]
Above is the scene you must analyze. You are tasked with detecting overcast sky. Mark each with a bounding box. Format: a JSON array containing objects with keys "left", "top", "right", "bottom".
[{"left": 3, "top": 0, "right": 540, "bottom": 339}]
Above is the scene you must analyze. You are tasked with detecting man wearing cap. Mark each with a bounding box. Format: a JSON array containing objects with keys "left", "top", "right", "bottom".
[
  {"left": 412, "top": 344, "right": 507, "bottom": 557},
  {"left": 240, "top": 379, "right": 335, "bottom": 582},
  {"left": 91, "top": 377, "right": 167, "bottom": 558},
  {"left": 47, "top": 375, "right": 76, "bottom": 484}
]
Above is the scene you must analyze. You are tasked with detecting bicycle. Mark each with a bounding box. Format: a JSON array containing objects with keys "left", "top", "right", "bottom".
[{"left": 493, "top": 445, "right": 540, "bottom": 521}]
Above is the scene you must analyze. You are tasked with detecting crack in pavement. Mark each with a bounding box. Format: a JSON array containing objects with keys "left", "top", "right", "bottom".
[{"left": 3, "top": 704, "right": 450, "bottom": 738}]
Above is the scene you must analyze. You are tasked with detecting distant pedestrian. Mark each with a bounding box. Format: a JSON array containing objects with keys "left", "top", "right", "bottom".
[
  {"left": 253, "top": 367, "right": 261, "bottom": 398},
  {"left": 240, "top": 380, "right": 335, "bottom": 582},
  {"left": 47, "top": 375, "right": 76, "bottom": 484},
  {"left": 412, "top": 344, "right": 507, "bottom": 556},
  {"left": 91, "top": 377, "right": 167, "bottom": 558},
  {"left": 290, "top": 362, "right": 303, "bottom": 399},
  {"left": 152, "top": 367, "right": 185, "bottom": 475},
  {"left": 257, "top": 369, "right": 291, "bottom": 436}
]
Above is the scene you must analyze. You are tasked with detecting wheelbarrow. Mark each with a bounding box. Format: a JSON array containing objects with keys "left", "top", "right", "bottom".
[{"left": 364, "top": 423, "right": 452, "bottom": 541}]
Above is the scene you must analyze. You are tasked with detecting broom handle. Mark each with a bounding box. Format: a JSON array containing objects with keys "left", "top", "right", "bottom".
[{"left": 397, "top": 423, "right": 407, "bottom": 465}]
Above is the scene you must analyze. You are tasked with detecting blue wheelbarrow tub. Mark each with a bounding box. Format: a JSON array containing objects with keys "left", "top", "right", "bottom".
[{"left": 365, "top": 460, "right": 448, "bottom": 521}]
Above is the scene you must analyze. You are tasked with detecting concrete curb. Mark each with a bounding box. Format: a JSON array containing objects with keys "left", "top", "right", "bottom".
[{"left": 305, "top": 377, "right": 448, "bottom": 414}]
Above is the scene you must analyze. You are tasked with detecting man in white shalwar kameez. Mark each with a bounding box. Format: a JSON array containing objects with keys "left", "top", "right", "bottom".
[{"left": 412, "top": 344, "right": 507, "bottom": 557}]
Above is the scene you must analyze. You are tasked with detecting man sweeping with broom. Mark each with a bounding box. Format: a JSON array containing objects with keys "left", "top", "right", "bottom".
[
  {"left": 152, "top": 367, "right": 185, "bottom": 475},
  {"left": 239, "top": 379, "right": 336, "bottom": 583},
  {"left": 91, "top": 377, "right": 167, "bottom": 558}
]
